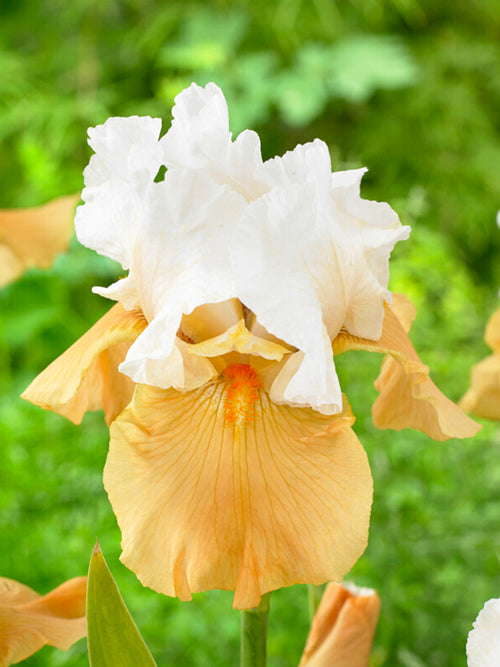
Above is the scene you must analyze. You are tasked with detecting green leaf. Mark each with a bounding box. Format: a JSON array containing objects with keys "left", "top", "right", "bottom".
[
  {"left": 87, "top": 541, "right": 157, "bottom": 667},
  {"left": 328, "top": 35, "right": 418, "bottom": 102}
]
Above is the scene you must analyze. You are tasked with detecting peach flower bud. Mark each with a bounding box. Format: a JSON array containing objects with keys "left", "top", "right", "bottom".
[{"left": 300, "top": 582, "right": 380, "bottom": 667}]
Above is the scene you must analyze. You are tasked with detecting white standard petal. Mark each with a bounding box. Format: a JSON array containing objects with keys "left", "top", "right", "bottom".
[
  {"left": 86, "top": 116, "right": 163, "bottom": 184},
  {"left": 331, "top": 168, "right": 410, "bottom": 339},
  {"left": 119, "top": 310, "right": 217, "bottom": 390},
  {"left": 161, "top": 82, "right": 229, "bottom": 167},
  {"left": 76, "top": 116, "right": 164, "bottom": 270},
  {"left": 118, "top": 169, "right": 246, "bottom": 389},
  {"left": 259, "top": 138, "right": 332, "bottom": 195},
  {"left": 467, "top": 598, "right": 500, "bottom": 667},
  {"left": 93, "top": 274, "right": 140, "bottom": 310},
  {"left": 75, "top": 180, "right": 145, "bottom": 269},
  {"left": 233, "top": 183, "right": 345, "bottom": 414},
  {"left": 161, "top": 82, "right": 266, "bottom": 200}
]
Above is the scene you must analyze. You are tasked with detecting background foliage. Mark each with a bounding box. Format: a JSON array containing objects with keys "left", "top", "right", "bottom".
[{"left": 1, "top": 0, "right": 500, "bottom": 665}]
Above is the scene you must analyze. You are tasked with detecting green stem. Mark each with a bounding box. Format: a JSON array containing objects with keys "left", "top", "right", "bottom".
[
  {"left": 307, "top": 584, "right": 324, "bottom": 625},
  {"left": 240, "top": 593, "right": 271, "bottom": 667}
]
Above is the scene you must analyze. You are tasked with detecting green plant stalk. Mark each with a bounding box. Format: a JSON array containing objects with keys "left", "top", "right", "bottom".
[
  {"left": 307, "top": 584, "right": 324, "bottom": 625},
  {"left": 240, "top": 593, "right": 271, "bottom": 667}
]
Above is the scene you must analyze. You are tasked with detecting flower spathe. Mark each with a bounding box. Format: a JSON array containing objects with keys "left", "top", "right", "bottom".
[
  {"left": 299, "top": 581, "right": 381, "bottom": 667},
  {"left": 0, "top": 576, "right": 86, "bottom": 666},
  {"left": 23, "top": 82, "right": 480, "bottom": 609},
  {"left": 0, "top": 195, "right": 79, "bottom": 287}
]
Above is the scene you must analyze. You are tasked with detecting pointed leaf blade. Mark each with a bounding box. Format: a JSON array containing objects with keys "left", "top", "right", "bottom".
[{"left": 87, "top": 541, "right": 157, "bottom": 667}]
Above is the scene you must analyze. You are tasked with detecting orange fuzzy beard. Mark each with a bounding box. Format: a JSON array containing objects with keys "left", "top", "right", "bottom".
[{"left": 223, "top": 364, "right": 262, "bottom": 430}]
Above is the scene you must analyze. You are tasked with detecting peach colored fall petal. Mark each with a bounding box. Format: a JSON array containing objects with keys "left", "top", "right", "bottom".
[
  {"left": 460, "top": 354, "right": 500, "bottom": 420},
  {"left": 485, "top": 307, "right": 500, "bottom": 353},
  {"left": 300, "top": 581, "right": 380, "bottom": 667},
  {"left": 0, "top": 576, "right": 86, "bottom": 666},
  {"left": 0, "top": 194, "right": 79, "bottom": 287},
  {"left": 460, "top": 307, "right": 500, "bottom": 420},
  {"left": 0, "top": 246, "right": 23, "bottom": 288},
  {"left": 332, "top": 295, "right": 480, "bottom": 440},
  {"left": 104, "top": 374, "right": 373, "bottom": 610},
  {"left": 22, "top": 303, "right": 147, "bottom": 425}
]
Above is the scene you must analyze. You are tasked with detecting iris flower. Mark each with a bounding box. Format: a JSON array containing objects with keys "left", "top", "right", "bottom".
[
  {"left": 0, "top": 576, "right": 86, "bottom": 665},
  {"left": 23, "top": 83, "right": 479, "bottom": 609},
  {"left": 460, "top": 307, "right": 500, "bottom": 419},
  {"left": 0, "top": 195, "right": 78, "bottom": 287},
  {"left": 460, "top": 211, "right": 500, "bottom": 420},
  {"left": 299, "top": 581, "right": 380, "bottom": 667}
]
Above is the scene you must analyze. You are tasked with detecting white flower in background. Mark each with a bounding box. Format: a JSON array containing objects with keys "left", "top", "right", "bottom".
[{"left": 467, "top": 597, "right": 500, "bottom": 666}]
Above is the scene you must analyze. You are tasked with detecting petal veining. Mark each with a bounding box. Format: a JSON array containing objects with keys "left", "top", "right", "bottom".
[
  {"left": 105, "top": 381, "right": 373, "bottom": 609},
  {"left": 22, "top": 304, "right": 147, "bottom": 424}
]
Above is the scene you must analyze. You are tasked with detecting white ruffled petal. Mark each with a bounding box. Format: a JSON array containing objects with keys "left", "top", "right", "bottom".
[
  {"left": 120, "top": 311, "right": 217, "bottom": 391},
  {"left": 86, "top": 116, "right": 163, "bottom": 184},
  {"left": 467, "top": 598, "right": 500, "bottom": 667},
  {"left": 75, "top": 181, "right": 144, "bottom": 268},
  {"left": 76, "top": 117, "right": 164, "bottom": 269},
  {"left": 161, "top": 83, "right": 266, "bottom": 200},
  {"left": 234, "top": 151, "right": 409, "bottom": 412},
  {"left": 233, "top": 183, "right": 345, "bottom": 414},
  {"left": 161, "top": 82, "right": 229, "bottom": 171},
  {"left": 136, "top": 169, "right": 245, "bottom": 319},
  {"left": 74, "top": 83, "right": 408, "bottom": 406},
  {"left": 117, "top": 169, "right": 246, "bottom": 387},
  {"left": 330, "top": 168, "right": 410, "bottom": 337},
  {"left": 93, "top": 275, "right": 140, "bottom": 310},
  {"left": 259, "top": 139, "right": 332, "bottom": 194}
]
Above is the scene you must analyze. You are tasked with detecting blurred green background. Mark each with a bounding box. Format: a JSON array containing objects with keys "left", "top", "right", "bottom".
[{"left": 1, "top": 0, "right": 500, "bottom": 665}]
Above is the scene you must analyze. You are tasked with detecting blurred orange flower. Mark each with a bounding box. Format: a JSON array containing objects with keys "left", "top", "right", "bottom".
[
  {"left": 0, "top": 194, "right": 79, "bottom": 287},
  {"left": 23, "top": 83, "right": 479, "bottom": 610},
  {"left": 461, "top": 307, "right": 500, "bottom": 419},
  {"left": 300, "top": 581, "right": 380, "bottom": 667},
  {"left": 0, "top": 576, "right": 86, "bottom": 666}
]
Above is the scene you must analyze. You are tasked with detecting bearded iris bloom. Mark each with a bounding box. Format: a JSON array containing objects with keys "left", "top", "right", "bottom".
[
  {"left": 0, "top": 576, "right": 86, "bottom": 665},
  {"left": 0, "top": 195, "right": 78, "bottom": 287},
  {"left": 23, "top": 83, "right": 479, "bottom": 609}
]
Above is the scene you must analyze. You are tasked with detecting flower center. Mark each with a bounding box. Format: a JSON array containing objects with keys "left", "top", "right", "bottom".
[{"left": 223, "top": 364, "right": 262, "bottom": 430}]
